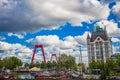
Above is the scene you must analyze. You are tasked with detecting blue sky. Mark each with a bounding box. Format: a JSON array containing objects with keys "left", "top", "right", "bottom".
[{"left": 0, "top": 0, "right": 120, "bottom": 64}]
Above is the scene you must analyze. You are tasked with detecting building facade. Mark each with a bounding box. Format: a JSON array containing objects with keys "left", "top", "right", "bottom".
[{"left": 87, "top": 26, "right": 113, "bottom": 63}]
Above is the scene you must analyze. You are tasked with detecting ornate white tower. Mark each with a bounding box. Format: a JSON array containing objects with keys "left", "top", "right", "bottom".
[{"left": 87, "top": 26, "right": 113, "bottom": 63}]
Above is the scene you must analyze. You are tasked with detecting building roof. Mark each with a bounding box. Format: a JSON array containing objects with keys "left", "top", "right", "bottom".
[
  {"left": 90, "top": 33, "right": 108, "bottom": 42},
  {"left": 90, "top": 26, "right": 108, "bottom": 42},
  {"left": 87, "top": 34, "right": 90, "bottom": 39}
]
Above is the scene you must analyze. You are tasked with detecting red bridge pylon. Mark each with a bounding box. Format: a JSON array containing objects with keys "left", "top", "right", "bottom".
[
  {"left": 50, "top": 54, "right": 58, "bottom": 63},
  {"left": 31, "top": 44, "right": 46, "bottom": 64}
]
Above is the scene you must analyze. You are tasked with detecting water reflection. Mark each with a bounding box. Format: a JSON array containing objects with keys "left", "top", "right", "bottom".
[{"left": 18, "top": 73, "right": 35, "bottom": 79}]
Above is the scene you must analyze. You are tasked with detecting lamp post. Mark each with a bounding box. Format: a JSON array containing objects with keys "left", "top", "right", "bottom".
[
  {"left": 58, "top": 50, "right": 61, "bottom": 80},
  {"left": 100, "top": 41, "right": 106, "bottom": 79},
  {"left": 79, "top": 45, "right": 83, "bottom": 79}
]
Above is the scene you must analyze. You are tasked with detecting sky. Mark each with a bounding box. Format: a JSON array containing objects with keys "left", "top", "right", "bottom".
[{"left": 0, "top": 0, "right": 120, "bottom": 64}]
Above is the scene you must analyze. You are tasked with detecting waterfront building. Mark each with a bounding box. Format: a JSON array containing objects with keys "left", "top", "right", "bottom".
[{"left": 87, "top": 26, "right": 113, "bottom": 63}]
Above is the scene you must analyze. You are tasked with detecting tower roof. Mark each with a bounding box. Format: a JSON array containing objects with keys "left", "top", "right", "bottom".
[
  {"left": 90, "top": 33, "right": 108, "bottom": 42},
  {"left": 90, "top": 26, "right": 108, "bottom": 42},
  {"left": 87, "top": 33, "right": 90, "bottom": 39}
]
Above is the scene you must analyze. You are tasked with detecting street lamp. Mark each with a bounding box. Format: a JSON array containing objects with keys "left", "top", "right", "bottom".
[
  {"left": 100, "top": 41, "right": 106, "bottom": 79},
  {"left": 78, "top": 45, "right": 83, "bottom": 79}
]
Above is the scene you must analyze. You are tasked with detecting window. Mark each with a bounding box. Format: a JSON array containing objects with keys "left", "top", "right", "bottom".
[
  {"left": 92, "top": 56, "right": 95, "bottom": 60},
  {"left": 105, "top": 42, "right": 109, "bottom": 57},
  {"left": 97, "top": 56, "right": 102, "bottom": 60},
  {"left": 97, "top": 38, "right": 100, "bottom": 40},
  {"left": 96, "top": 42, "right": 99, "bottom": 49},
  {"left": 91, "top": 44, "right": 94, "bottom": 57}
]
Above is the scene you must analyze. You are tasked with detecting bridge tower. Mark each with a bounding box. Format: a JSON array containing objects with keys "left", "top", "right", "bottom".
[{"left": 31, "top": 44, "right": 46, "bottom": 64}]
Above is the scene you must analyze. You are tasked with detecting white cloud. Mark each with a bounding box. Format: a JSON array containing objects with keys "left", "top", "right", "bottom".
[
  {"left": 72, "top": 50, "right": 88, "bottom": 64},
  {"left": 0, "top": 0, "right": 110, "bottom": 32},
  {"left": 0, "top": 41, "right": 32, "bottom": 63},
  {"left": 26, "top": 35, "right": 60, "bottom": 47},
  {"left": 113, "top": 45, "right": 120, "bottom": 53},
  {"left": 95, "top": 20, "right": 120, "bottom": 36},
  {"left": 26, "top": 31, "right": 90, "bottom": 50},
  {"left": 8, "top": 32, "right": 25, "bottom": 39},
  {"left": 112, "top": 2, "right": 120, "bottom": 19},
  {"left": 27, "top": 0, "right": 110, "bottom": 26},
  {"left": 111, "top": 37, "right": 120, "bottom": 42},
  {"left": 0, "top": 36, "right": 6, "bottom": 40}
]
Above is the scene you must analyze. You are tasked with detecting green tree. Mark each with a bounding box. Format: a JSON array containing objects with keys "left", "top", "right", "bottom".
[
  {"left": 58, "top": 54, "right": 77, "bottom": 70},
  {"left": 72, "top": 63, "right": 77, "bottom": 71},
  {"left": 35, "top": 61, "right": 41, "bottom": 68},
  {"left": 106, "top": 58, "right": 115, "bottom": 70},
  {"left": 51, "top": 60, "right": 57, "bottom": 68},
  {"left": 97, "top": 60, "right": 103, "bottom": 69},
  {"left": 29, "top": 63, "right": 33, "bottom": 68},
  {"left": 3, "top": 56, "right": 22, "bottom": 70},
  {"left": 3, "top": 58, "right": 13, "bottom": 70},
  {"left": 24, "top": 62, "right": 29, "bottom": 68},
  {"left": 100, "top": 58, "right": 115, "bottom": 79},
  {"left": 40, "top": 61, "right": 46, "bottom": 69},
  {"left": 89, "top": 60, "right": 103, "bottom": 73},
  {"left": 46, "top": 61, "right": 52, "bottom": 69},
  {"left": 68, "top": 55, "right": 77, "bottom": 70},
  {"left": 11, "top": 56, "right": 22, "bottom": 67},
  {"left": 78, "top": 63, "right": 85, "bottom": 72},
  {"left": 0, "top": 59, "right": 3, "bottom": 69},
  {"left": 116, "top": 54, "right": 120, "bottom": 66},
  {"left": 29, "top": 62, "right": 35, "bottom": 68},
  {"left": 60, "top": 54, "right": 67, "bottom": 68},
  {"left": 29, "top": 62, "right": 41, "bottom": 68},
  {"left": 89, "top": 60, "right": 97, "bottom": 73}
]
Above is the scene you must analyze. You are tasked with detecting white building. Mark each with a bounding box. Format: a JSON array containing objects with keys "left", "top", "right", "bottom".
[{"left": 87, "top": 26, "right": 113, "bottom": 63}]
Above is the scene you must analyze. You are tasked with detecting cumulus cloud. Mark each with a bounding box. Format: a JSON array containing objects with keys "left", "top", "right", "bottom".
[
  {"left": 0, "top": 41, "right": 33, "bottom": 63},
  {"left": 112, "top": 2, "right": 120, "bottom": 20},
  {"left": 111, "top": 37, "right": 120, "bottom": 53},
  {"left": 26, "top": 35, "right": 60, "bottom": 47},
  {"left": 0, "top": 36, "right": 6, "bottom": 40},
  {"left": 100, "top": 0, "right": 120, "bottom": 20},
  {"left": 95, "top": 20, "right": 120, "bottom": 36},
  {"left": 0, "top": 0, "right": 110, "bottom": 32},
  {"left": 26, "top": 31, "right": 89, "bottom": 50},
  {"left": 113, "top": 44, "right": 120, "bottom": 53},
  {"left": 111, "top": 37, "right": 120, "bottom": 42},
  {"left": 8, "top": 32, "right": 25, "bottom": 39}
]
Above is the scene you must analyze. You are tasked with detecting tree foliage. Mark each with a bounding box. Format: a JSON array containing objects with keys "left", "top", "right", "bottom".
[
  {"left": 40, "top": 61, "right": 46, "bottom": 68},
  {"left": 24, "top": 62, "right": 29, "bottom": 68},
  {"left": 3, "top": 56, "right": 22, "bottom": 70},
  {"left": 116, "top": 54, "right": 120, "bottom": 66},
  {"left": 78, "top": 63, "right": 85, "bottom": 72},
  {"left": 51, "top": 60, "right": 57, "bottom": 67},
  {"left": 0, "top": 59, "right": 3, "bottom": 69},
  {"left": 29, "top": 61, "right": 57, "bottom": 69},
  {"left": 29, "top": 62, "right": 41, "bottom": 68},
  {"left": 46, "top": 61, "right": 52, "bottom": 68},
  {"left": 100, "top": 58, "right": 115, "bottom": 79},
  {"left": 89, "top": 60, "right": 102, "bottom": 73},
  {"left": 58, "top": 54, "right": 77, "bottom": 70}
]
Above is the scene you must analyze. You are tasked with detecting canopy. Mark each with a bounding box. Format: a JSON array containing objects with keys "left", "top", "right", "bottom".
[{"left": 29, "top": 67, "right": 40, "bottom": 71}]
